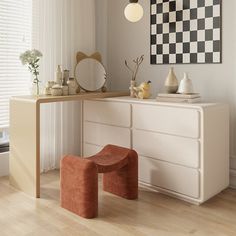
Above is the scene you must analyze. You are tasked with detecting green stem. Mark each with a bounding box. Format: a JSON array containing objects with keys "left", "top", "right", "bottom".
[
  {"left": 28, "top": 61, "right": 40, "bottom": 96},
  {"left": 35, "top": 75, "right": 39, "bottom": 96}
]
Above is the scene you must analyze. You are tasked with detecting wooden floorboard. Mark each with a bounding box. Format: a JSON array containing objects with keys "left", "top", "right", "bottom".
[{"left": 0, "top": 170, "right": 236, "bottom": 236}]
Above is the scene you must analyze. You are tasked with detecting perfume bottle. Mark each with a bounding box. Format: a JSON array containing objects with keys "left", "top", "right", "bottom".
[{"left": 55, "top": 65, "right": 63, "bottom": 85}]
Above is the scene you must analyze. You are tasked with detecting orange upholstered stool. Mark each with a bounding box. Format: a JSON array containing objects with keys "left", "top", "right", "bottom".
[{"left": 60, "top": 145, "right": 138, "bottom": 219}]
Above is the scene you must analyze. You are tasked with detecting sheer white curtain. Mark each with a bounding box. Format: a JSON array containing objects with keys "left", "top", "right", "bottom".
[
  {"left": 32, "top": 0, "right": 96, "bottom": 171},
  {"left": 0, "top": 0, "right": 32, "bottom": 129}
]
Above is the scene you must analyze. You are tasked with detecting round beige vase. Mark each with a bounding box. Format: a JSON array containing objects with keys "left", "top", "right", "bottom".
[
  {"left": 177, "top": 72, "right": 194, "bottom": 94},
  {"left": 164, "top": 67, "right": 178, "bottom": 94}
]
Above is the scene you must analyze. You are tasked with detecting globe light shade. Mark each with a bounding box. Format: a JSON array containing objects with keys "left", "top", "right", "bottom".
[{"left": 124, "top": 3, "right": 144, "bottom": 23}]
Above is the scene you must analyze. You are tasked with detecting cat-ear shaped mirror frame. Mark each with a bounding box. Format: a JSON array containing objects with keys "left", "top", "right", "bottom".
[{"left": 75, "top": 52, "right": 107, "bottom": 92}]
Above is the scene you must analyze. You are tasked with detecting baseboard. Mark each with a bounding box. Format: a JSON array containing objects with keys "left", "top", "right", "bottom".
[{"left": 0, "top": 152, "right": 9, "bottom": 177}]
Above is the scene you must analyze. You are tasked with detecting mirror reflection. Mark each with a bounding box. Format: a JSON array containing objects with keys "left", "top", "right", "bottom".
[{"left": 75, "top": 58, "right": 106, "bottom": 92}]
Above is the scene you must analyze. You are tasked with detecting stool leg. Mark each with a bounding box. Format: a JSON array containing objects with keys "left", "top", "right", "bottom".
[
  {"left": 103, "top": 150, "right": 138, "bottom": 200},
  {"left": 60, "top": 156, "right": 98, "bottom": 219}
]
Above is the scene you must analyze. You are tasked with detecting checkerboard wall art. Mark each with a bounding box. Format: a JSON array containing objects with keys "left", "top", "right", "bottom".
[{"left": 150, "top": 0, "right": 222, "bottom": 64}]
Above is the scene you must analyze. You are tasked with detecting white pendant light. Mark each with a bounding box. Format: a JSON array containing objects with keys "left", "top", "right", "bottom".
[{"left": 124, "top": 0, "right": 144, "bottom": 23}]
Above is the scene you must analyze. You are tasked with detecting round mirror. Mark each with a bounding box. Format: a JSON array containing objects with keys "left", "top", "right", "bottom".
[{"left": 75, "top": 58, "right": 106, "bottom": 92}]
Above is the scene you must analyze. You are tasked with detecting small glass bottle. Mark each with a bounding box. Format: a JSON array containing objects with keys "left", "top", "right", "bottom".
[{"left": 62, "top": 70, "right": 70, "bottom": 85}]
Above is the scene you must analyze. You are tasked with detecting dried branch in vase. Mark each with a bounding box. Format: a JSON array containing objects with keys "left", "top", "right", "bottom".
[{"left": 125, "top": 55, "right": 144, "bottom": 81}]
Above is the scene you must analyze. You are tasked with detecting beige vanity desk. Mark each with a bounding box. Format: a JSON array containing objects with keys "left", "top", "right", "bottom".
[{"left": 9, "top": 91, "right": 128, "bottom": 198}]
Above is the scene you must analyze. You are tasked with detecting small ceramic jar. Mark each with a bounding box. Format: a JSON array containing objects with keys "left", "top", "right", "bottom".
[
  {"left": 67, "top": 77, "right": 79, "bottom": 95},
  {"left": 47, "top": 81, "right": 56, "bottom": 88},
  {"left": 44, "top": 81, "right": 56, "bottom": 95},
  {"left": 62, "top": 85, "right": 69, "bottom": 96},
  {"left": 44, "top": 87, "right": 51, "bottom": 95},
  {"left": 51, "top": 85, "right": 63, "bottom": 96}
]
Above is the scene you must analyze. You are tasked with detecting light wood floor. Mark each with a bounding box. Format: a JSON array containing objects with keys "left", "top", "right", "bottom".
[{"left": 0, "top": 171, "right": 236, "bottom": 236}]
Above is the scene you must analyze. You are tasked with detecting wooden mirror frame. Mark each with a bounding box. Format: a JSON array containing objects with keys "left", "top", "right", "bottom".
[{"left": 74, "top": 52, "right": 107, "bottom": 92}]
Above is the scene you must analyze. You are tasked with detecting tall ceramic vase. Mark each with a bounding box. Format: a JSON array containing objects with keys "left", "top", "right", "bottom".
[{"left": 165, "top": 67, "right": 178, "bottom": 94}]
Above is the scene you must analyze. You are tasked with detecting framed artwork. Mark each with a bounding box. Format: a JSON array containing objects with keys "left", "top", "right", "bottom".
[{"left": 150, "top": 0, "right": 222, "bottom": 64}]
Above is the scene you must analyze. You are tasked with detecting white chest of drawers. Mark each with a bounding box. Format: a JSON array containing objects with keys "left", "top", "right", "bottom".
[{"left": 82, "top": 97, "right": 229, "bottom": 204}]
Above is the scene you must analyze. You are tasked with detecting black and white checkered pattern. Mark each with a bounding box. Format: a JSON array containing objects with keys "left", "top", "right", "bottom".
[{"left": 150, "top": 0, "right": 222, "bottom": 64}]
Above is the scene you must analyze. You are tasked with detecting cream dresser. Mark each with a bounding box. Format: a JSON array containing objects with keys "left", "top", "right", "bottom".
[{"left": 82, "top": 97, "right": 229, "bottom": 204}]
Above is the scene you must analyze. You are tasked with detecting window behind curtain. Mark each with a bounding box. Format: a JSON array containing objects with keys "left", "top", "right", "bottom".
[{"left": 0, "top": 0, "right": 32, "bottom": 129}]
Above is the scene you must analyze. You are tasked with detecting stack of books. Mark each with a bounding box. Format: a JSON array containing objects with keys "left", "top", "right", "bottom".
[{"left": 156, "top": 93, "right": 201, "bottom": 104}]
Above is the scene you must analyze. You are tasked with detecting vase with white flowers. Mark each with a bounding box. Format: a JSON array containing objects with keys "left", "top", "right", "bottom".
[{"left": 20, "top": 49, "right": 43, "bottom": 96}]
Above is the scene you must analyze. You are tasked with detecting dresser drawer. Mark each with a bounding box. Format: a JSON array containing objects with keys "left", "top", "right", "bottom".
[
  {"left": 133, "top": 130, "right": 200, "bottom": 168},
  {"left": 84, "top": 100, "right": 131, "bottom": 127},
  {"left": 139, "top": 156, "right": 199, "bottom": 198},
  {"left": 84, "top": 122, "right": 131, "bottom": 148},
  {"left": 133, "top": 104, "right": 200, "bottom": 138}
]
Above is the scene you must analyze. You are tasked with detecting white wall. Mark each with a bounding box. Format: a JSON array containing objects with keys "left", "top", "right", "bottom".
[{"left": 96, "top": 0, "right": 236, "bottom": 186}]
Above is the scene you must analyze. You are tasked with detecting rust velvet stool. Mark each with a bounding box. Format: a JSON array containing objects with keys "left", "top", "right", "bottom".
[{"left": 60, "top": 145, "right": 138, "bottom": 219}]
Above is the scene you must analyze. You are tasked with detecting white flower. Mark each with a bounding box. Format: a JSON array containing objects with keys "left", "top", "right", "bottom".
[
  {"left": 19, "top": 49, "right": 43, "bottom": 65},
  {"left": 31, "top": 49, "right": 43, "bottom": 58},
  {"left": 19, "top": 49, "right": 43, "bottom": 84}
]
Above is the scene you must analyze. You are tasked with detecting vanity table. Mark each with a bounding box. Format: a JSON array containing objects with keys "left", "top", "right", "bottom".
[
  {"left": 9, "top": 51, "right": 229, "bottom": 203},
  {"left": 10, "top": 94, "right": 230, "bottom": 203},
  {"left": 9, "top": 91, "right": 128, "bottom": 198}
]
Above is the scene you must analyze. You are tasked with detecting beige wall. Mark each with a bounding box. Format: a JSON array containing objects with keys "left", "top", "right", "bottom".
[
  {"left": 96, "top": 0, "right": 236, "bottom": 185},
  {"left": 0, "top": 153, "right": 9, "bottom": 177},
  {"left": 95, "top": 0, "right": 108, "bottom": 67}
]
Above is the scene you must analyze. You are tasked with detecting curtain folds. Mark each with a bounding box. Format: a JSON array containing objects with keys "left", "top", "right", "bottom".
[{"left": 32, "top": 0, "right": 96, "bottom": 172}]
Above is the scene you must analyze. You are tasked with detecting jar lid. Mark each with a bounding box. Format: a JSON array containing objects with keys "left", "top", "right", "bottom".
[{"left": 52, "top": 85, "right": 62, "bottom": 89}]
